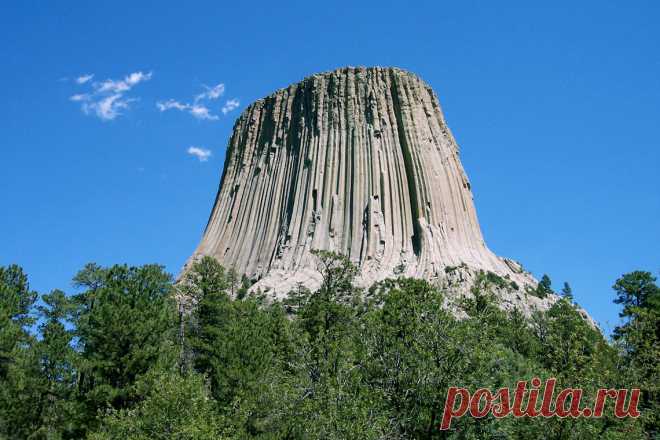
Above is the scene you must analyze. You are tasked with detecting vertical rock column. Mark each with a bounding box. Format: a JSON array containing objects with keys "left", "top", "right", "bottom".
[{"left": 189, "top": 66, "right": 534, "bottom": 296}]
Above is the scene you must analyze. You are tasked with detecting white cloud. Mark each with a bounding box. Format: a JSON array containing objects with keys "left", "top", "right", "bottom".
[
  {"left": 96, "top": 71, "right": 152, "bottom": 93},
  {"left": 221, "top": 98, "right": 240, "bottom": 115},
  {"left": 189, "top": 104, "right": 219, "bottom": 121},
  {"left": 70, "top": 93, "right": 90, "bottom": 102},
  {"left": 76, "top": 74, "right": 94, "bottom": 84},
  {"left": 195, "top": 83, "right": 225, "bottom": 102},
  {"left": 156, "top": 99, "right": 188, "bottom": 111},
  {"left": 70, "top": 71, "right": 151, "bottom": 121},
  {"left": 85, "top": 94, "right": 135, "bottom": 120},
  {"left": 158, "top": 82, "right": 233, "bottom": 121},
  {"left": 156, "top": 100, "right": 219, "bottom": 120},
  {"left": 187, "top": 146, "right": 212, "bottom": 162}
]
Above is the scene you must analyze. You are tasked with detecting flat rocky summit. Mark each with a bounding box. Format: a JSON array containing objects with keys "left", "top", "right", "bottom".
[{"left": 188, "top": 66, "right": 557, "bottom": 314}]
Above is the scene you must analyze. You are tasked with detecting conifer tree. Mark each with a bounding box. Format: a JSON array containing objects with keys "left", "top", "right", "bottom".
[{"left": 71, "top": 263, "right": 176, "bottom": 430}]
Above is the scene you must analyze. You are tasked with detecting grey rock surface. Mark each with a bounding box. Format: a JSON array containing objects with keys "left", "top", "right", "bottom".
[{"left": 187, "top": 66, "right": 560, "bottom": 315}]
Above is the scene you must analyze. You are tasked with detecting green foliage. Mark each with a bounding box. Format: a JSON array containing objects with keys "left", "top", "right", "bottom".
[
  {"left": 184, "top": 257, "right": 297, "bottom": 435},
  {"left": 71, "top": 263, "right": 177, "bottom": 431},
  {"left": 611, "top": 271, "right": 660, "bottom": 436},
  {"left": 0, "top": 260, "right": 656, "bottom": 438},
  {"left": 534, "top": 273, "right": 553, "bottom": 298},
  {"left": 0, "top": 265, "right": 39, "bottom": 438},
  {"left": 444, "top": 262, "right": 468, "bottom": 274},
  {"left": 281, "top": 252, "right": 384, "bottom": 439},
  {"left": 179, "top": 257, "right": 231, "bottom": 303},
  {"left": 0, "top": 265, "right": 37, "bottom": 379},
  {"left": 362, "top": 278, "right": 459, "bottom": 437},
  {"left": 91, "top": 369, "right": 227, "bottom": 440},
  {"left": 484, "top": 271, "right": 508, "bottom": 289},
  {"left": 29, "top": 290, "right": 82, "bottom": 439},
  {"left": 500, "top": 307, "right": 540, "bottom": 359},
  {"left": 310, "top": 249, "right": 359, "bottom": 300},
  {"left": 612, "top": 271, "right": 660, "bottom": 320},
  {"left": 462, "top": 271, "right": 503, "bottom": 320},
  {"left": 534, "top": 297, "right": 601, "bottom": 376}
]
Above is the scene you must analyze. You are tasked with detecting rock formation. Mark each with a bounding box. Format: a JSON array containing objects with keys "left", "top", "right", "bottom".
[{"left": 187, "top": 66, "right": 557, "bottom": 313}]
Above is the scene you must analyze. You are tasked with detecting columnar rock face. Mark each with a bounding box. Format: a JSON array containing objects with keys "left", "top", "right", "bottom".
[{"left": 189, "top": 66, "right": 538, "bottom": 302}]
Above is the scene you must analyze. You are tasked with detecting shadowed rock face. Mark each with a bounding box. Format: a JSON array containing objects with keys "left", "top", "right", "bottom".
[{"left": 189, "top": 66, "right": 539, "bottom": 302}]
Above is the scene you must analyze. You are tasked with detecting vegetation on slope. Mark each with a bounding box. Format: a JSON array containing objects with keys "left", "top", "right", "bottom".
[{"left": 0, "top": 256, "right": 657, "bottom": 439}]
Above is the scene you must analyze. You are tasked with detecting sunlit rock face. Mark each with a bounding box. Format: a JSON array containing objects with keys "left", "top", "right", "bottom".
[{"left": 188, "top": 66, "right": 553, "bottom": 312}]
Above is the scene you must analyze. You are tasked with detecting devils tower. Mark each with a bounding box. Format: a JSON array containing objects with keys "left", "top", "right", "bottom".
[{"left": 188, "top": 66, "right": 550, "bottom": 311}]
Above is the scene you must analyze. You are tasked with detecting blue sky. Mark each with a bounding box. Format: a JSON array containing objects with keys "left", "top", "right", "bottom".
[{"left": 1, "top": 1, "right": 658, "bottom": 334}]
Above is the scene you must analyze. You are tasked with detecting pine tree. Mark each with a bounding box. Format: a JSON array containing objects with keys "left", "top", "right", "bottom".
[
  {"left": 0, "top": 265, "right": 37, "bottom": 380},
  {"left": 184, "top": 257, "right": 297, "bottom": 435},
  {"left": 535, "top": 274, "right": 553, "bottom": 298},
  {"left": 612, "top": 271, "right": 660, "bottom": 436},
  {"left": 613, "top": 271, "right": 660, "bottom": 320},
  {"left": 0, "top": 265, "right": 39, "bottom": 438},
  {"left": 30, "top": 289, "right": 82, "bottom": 438},
  {"left": 535, "top": 297, "right": 600, "bottom": 375},
  {"left": 90, "top": 369, "right": 226, "bottom": 440},
  {"left": 71, "top": 263, "right": 176, "bottom": 431}
]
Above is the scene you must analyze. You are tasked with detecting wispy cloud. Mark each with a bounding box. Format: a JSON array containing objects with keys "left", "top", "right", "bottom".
[
  {"left": 189, "top": 105, "right": 218, "bottom": 121},
  {"left": 84, "top": 94, "right": 136, "bottom": 120},
  {"left": 221, "top": 98, "right": 240, "bottom": 115},
  {"left": 69, "top": 71, "right": 152, "bottom": 121},
  {"left": 76, "top": 74, "right": 94, "bottom": 84},
  {"left": 195, "top": 83, "right": 225, "bottom": 102},
  {"left": 158, "top": 83, "right": 236, "bottom": 121},
  {"left": 70, "top": 93, "right": 89, "bottom": 102},
  {"left": 96, "top": 71, "right": 152, "bottom": 93},
  {"left": 156, "top": 100, "right": 188, "bottom": 112},
  {"left": 187, "top": 146, "right": 212, "bottom": 162},
  {"left": 156, "top": 99, "right": 219, "bottom": 121}
]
